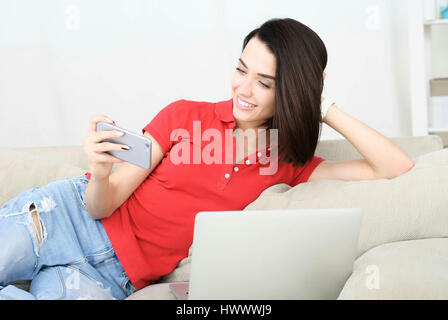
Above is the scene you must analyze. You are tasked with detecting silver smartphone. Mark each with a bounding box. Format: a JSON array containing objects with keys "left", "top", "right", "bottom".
[{"left": 96, "top": 122, "right": 151, "bottom": 170}]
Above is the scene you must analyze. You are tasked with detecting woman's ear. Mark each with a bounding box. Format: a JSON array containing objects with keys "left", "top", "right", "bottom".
[{"left": 323, "top": 72, "right": 327, "bottom": 80}]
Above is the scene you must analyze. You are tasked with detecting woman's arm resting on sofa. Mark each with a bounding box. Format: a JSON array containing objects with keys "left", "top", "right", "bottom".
[{"left": 309, "top": 104, "right": 414, "bottom": 182}]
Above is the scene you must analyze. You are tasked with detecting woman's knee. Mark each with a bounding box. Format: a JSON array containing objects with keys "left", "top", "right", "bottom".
[
  {"left": 1, "top": 199, "right": 51, "bottom": 255},
  {"left": 0, "top": 191, "right": 56, "bottom": 283},
  {"left": 0, "top": 221, "right": 37, "bottom": 284}
]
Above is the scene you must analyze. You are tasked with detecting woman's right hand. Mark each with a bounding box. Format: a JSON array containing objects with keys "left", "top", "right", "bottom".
[{"left": 83, "top": 115, "right": 126, "bottom": 181}]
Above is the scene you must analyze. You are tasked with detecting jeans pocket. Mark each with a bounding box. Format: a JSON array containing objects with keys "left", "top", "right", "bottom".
[
  {"left": 120, "top": 272, "right": 137, "bottom": 297},
  {"left": 69, "top": 175, "right": 89, "bottom": 210},
  {"left": 84, "top": 247, "right": 116, "bottom": 268},
  {"left": 84, "top": 248, "right": 133, "bottom": 299}
]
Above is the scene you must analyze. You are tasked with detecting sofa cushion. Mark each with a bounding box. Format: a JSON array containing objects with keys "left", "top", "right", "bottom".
[
  {"left": 126, "top": 283, "right": 177, "bottom": 300},
  {"left": 0, "top": 148, "right": 86, "bottom": 207},
  {"left": 128, "top": 238, "right": 448, "bottom": 300},
  {"left": 244, "top": 148, "right": 448, "bottom": 256},
  {"left": 154, "top": 148, "right": 448, "bottom": 287},
  {"left": 337, "top": 238, "right": 448, "bottom": 299}
]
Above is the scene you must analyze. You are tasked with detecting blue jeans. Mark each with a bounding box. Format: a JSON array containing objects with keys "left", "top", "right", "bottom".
[{"left": 0, "top": 175, "right": 137, "bottom": 300}]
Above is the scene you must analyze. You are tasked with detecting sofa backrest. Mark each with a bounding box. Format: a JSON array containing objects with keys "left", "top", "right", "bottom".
[
  {"left": 11, "top": 135, "right": 443, "bottom": 170},
  {"left": 315, "top": 135, "right": 443, "bottom": 161}
]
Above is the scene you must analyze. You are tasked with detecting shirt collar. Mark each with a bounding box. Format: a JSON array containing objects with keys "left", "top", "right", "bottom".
[
  {"left": 215, "top": 98, "right": 278, "bottom": 157},
  {"left": 215, "top": 98, "right": 235, "bottom": 123}
]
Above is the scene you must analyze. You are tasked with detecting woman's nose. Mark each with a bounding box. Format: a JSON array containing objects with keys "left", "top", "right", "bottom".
[{"left": 239, "top": 78, "right": 252, "bottom": 96}]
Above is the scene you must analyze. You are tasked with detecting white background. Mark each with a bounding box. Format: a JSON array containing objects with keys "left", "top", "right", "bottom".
[{"left": 1, "top": 0, "right": 448, "bottom": 148}]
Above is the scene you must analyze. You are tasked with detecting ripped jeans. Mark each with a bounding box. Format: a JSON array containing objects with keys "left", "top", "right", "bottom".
[{"left": 0, "top": 174, "right": 137, "bottom": 300}]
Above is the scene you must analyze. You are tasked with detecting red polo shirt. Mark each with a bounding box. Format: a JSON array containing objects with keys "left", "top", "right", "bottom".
[{"left": 87, "top": 98, "right": 324, "bottom": 289}]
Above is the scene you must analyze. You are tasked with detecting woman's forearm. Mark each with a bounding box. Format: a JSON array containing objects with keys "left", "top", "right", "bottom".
[
  {"left": 85, "top": 176, "right": 115, "bottom": 220},
  {"left": 323, "top": 104, "right": 414, "bottom": 178}
]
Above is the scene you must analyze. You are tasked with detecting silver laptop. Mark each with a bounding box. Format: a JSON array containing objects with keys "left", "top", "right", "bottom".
[{"left": 169, "top": 208, "right": 363, "bottom": 300}]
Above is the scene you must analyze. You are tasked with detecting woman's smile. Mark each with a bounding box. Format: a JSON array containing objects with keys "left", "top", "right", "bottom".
[{"left": 236, "top": 96, "right": 257, "bottom": 110}]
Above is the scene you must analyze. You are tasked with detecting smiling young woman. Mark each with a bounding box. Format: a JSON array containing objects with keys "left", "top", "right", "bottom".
[
  {"left": 231, "top": 19, "right": 326, "bottom": 167},
  {"left": 0, "top": 17, "right": 413, "bottom": 300},
  {"left": 230, "top": 18, "right": 413, "bottom": 180}
]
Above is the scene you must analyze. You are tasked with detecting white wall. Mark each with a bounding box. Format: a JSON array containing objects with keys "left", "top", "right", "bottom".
[{"left": 0, "top": 0, "right": 445, "bottom": 148}]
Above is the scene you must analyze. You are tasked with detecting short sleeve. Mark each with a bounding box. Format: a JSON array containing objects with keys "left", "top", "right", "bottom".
[
  {"left": 292, "top": 156, "right": 325, "bottom": 185},
  {"left": 142, "top": 100, "right": 187, "bottom": 154}
]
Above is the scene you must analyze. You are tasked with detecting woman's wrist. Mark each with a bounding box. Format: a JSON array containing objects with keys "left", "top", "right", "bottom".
[{"left": 321, "top": 97, "right": 336, "bottom": 122}]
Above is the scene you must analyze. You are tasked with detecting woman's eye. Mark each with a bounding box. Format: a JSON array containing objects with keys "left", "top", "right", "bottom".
[
  {"left": 260, "top": 82, "right": 270, "bottom": 89},
  {"left": 236, "top": 67, "right": 270, "bottom": 89}
]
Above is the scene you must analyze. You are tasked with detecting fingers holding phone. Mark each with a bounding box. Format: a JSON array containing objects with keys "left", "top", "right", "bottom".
[
  {"left": 95, "top": 122, "right": 152, "bottom": 171},
  {"left": 83, "top": 114, "right": 127, "bottom": 181}
]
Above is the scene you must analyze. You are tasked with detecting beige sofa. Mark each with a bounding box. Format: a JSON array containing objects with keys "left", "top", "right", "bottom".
[{"left": 1, "top": 135, "right": 448, "bottom": 300}]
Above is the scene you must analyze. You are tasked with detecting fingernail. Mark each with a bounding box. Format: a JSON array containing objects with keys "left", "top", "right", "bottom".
[
  {"left": 115, "top": 131, "right": 124, "bottom": 137},
  {"left": 121, "top": 145, "right": 130, "bottom": 150},
  {"left": 106, "top": 117, "right": 115, "bottom": 124}
]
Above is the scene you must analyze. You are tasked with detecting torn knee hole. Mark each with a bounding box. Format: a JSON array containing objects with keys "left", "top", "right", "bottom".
[{"left": 29, "top": 203, "right": 43, "bottom": 244}]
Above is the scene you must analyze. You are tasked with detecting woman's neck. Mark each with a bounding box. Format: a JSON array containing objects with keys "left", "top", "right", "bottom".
[{"left": 233, "top": 126, "right": 271, "bottom": 148}]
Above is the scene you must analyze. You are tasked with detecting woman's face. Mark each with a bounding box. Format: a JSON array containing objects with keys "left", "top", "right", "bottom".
[{"left": 231, "top": 36, "right": 276, "bottom": 131}]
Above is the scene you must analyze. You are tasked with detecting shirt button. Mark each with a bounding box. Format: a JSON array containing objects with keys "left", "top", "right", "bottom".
[
  {"left": 257, "top": 152, "right": 262, "bottom": 157},
  {"left": 245, "top": 159, "right": 251, "bottom": 165},
  {"left": 234, "top": 167, "right": 239, "bottom": 172},
  {"left": 224, "top": 173, "right": 230, "bottom": 179}
]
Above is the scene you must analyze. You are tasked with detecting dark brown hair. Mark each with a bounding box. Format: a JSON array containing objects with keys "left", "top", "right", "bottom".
[{"left": 242, "top": 18, "right": 327, "bottom": 166}]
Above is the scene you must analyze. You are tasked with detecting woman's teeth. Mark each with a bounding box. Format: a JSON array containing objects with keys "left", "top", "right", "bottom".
[{"left": 238, "top": 97, "right": 256, "bottom": 109}]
